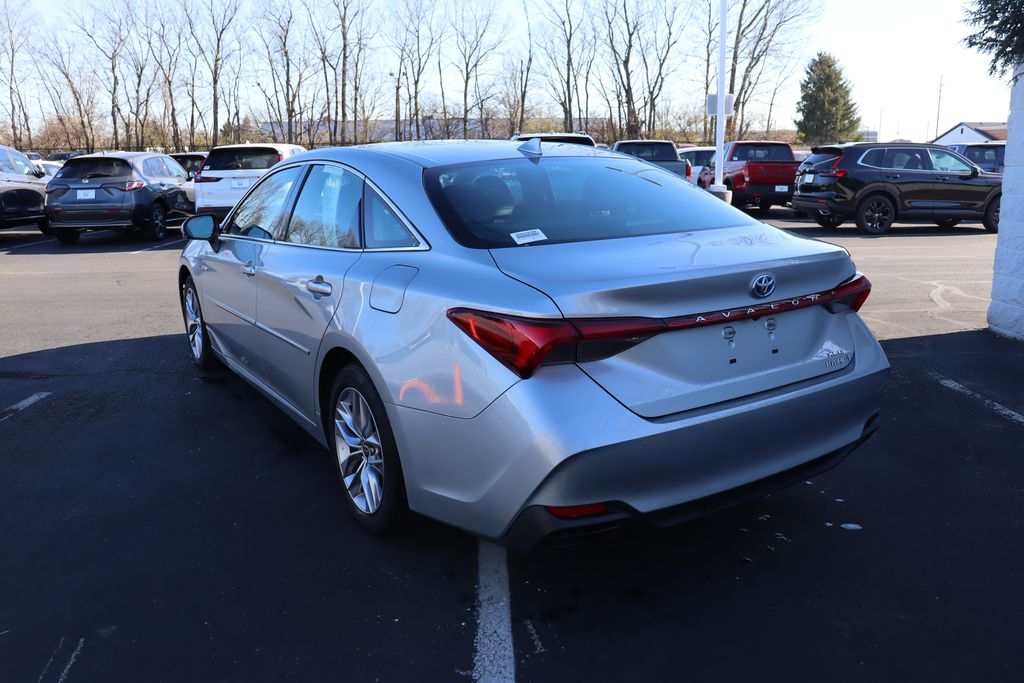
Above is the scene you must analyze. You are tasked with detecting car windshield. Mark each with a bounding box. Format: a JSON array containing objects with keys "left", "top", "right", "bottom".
[
  {"left": 615, "top": 143, "right": 679, "bottom": 161},
  {"left": 204, "top": 147, "right": 280, "bottom": 171},
  {"left": 55, "top": 157, "right": 132, "bottom": 179},
  {"left": 424, "top": 156, "right": 752, "bottom": 249}
]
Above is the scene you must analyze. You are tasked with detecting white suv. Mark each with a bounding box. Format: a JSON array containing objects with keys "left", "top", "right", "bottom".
[{"left": 194, "top": 143, "right": 305, "bottom": 221}]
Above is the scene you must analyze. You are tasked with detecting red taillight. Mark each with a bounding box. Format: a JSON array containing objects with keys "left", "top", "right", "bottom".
[
  {"left": 685, "top": 160, "right": 692, "bottom": 181},
  {"left": 101, "top": 180, "right": 145, "bottom": 191},
  {"left": 829, "top": 273, "right": 871, "bottom": 312},
  {"left": 545, "top": 502, "right": 610, "bottom": 519},
  {"left": 820, "top": 155, "right": 847, "bottom": 178},
  {"left": 193, "top": 158, "right": 219, "bottom": 183},
  {"left": 278, "top": 153, "right": 284, "bottom": 162},
  {"left": 447, "top": 309, "right": 579, "bottom": 379},
  {"left": 45, "top": 184, "right": 68, "bottom": 193}
]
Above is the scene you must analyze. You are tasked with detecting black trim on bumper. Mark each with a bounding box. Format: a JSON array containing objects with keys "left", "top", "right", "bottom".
[
  {"left": 732, "top": 183, "right": 794, "bottom": 205},
  {"left": 500, "top": 421, "right": 879, "bottom": 553}
]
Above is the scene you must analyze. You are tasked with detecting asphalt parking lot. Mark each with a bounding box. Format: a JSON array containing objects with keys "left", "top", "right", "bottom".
[{"left": 2, "top": 212, "right": 1022, "bottom": 682}]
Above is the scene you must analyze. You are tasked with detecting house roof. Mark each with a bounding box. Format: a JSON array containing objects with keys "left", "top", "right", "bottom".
[{"left": 933, "top": 121, "right": 1008, "bottom": 142}]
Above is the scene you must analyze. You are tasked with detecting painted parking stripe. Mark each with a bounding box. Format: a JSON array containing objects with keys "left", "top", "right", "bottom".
[
  {"left": 131, "top": 238, "right": 184, "bottom": 254},
  {"left": 931, "top": 373, "right": 1024, "bottom": 427},
  {"left": 473, "top": 541, "right": 516, "bottom": 683},
  {"left": 0, "top": 392, "right": 52, "bottom": 422}
]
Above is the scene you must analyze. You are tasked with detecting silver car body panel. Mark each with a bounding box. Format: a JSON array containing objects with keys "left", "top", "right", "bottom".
[{"left": 180, "top": 140, "right": 889, "bottom": 544}]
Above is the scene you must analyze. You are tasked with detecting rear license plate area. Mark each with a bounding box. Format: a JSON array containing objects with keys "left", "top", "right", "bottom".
[{"left": 76, "top": 189, "right": 95, "bottom": 200}]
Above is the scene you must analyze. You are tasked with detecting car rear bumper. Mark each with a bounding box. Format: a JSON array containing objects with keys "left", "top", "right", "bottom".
[
  {"left": 733, "top": 183, "right": 794, "bottom": 205},
  {"left": 390, "top": 312, "right": 889, "bottom": 550},
  {"left": 792, "top": 194, "right": 852, "bottom": 217},
  {"left": 195, "top": 206, "right": 232, "bottom": 223}
]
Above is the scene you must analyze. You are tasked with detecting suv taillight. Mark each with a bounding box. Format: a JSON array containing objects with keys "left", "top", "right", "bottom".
[
  {"left": 193, "top": 158, "right": 220, "bottom": 183},
  {"left": 820, "top": 154, "right": 847, "bottom": 178},
  {"left": 101, "top": 180, "right": 145, "bottom": 191}
]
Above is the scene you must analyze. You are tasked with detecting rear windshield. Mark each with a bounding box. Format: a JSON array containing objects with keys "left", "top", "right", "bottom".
[
  {"left": 516, "top": 135, "right": 595, "bottom": 147},
  {"left": 615, "top": 143, "right": 678, "bottom": 161},
  {"left": 172, "top": 155, "right": 206, "bottom": 174},
  {"left": 680, "top": 149, "right": 714, "bottom": 166},
  {"left": 55, "top": 157, "right": 132, "bottom": 179},
  {"left": 962, "top": 145, "right": 1004, "bottom": 167},
  {"left": 803, "top": 151, "right": 842, "bottom": 167},
  {"left": 424, "top": 156, "right": 752, "bottom": 249},
  {"left": 729, "top": 144, "right": 794, "bottom": 162},
  {"left": 204, "top": 147, "right": 280, "bottom": 171}
]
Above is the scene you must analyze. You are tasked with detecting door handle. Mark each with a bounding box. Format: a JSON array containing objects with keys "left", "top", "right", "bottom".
[
  {"left": 241, "top": 262, "right": 256, "bottom": 277},
  {"left": 305, "top": 277, "right": 332, "bottom": 296},
  {"left": 884, "top": 173, "right": 901, "bottom": 179}
]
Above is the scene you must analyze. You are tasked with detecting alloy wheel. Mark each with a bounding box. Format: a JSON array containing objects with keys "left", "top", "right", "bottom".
[
  {"left": 335, "top": 388, "right": 385, "bottom": 515},
  {"left": 864, "top": 199, "right": 893, "bottom": 230},
  {"left": 152, "top": 206, "right": 167, "bottom": 239},
  {"left": 184, "top": 287, "right": 203, "bottom": 360}
]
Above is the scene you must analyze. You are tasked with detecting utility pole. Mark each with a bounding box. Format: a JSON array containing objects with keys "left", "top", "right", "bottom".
[
  {"left": 935, "top": 75, "right": 943, "bottom": 141},
  {"left": 710, "top": 0, "right": 730, "bottom": 202},
  {"left": 391, "top": 72, "right": 401, "bottom": 141}
]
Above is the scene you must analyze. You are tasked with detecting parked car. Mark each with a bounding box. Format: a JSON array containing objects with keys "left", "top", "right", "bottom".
[
  {"left": 697, "top": 141, "right": 800, "bottom": 211},
  {"left": 792, "top": 142, "right": 1001, "bottom": 234},
  {"left": 177, "top": 140, "right": 888, "bottom": 551},
  {"left": 945, "top": 141, "right": 1005, "bottom": 174},
  {"left": 612, "top": 140, "right": 689, "bottom": 178},
  {"left": 24, "top": 151, "right": 42, "bottom": 161},
  {"left": 46, "top": 151, "right": 84, "bottom": 162},
  {"left": 677, "top": 146, "right": 714, "bottom": 185},
  {"left": 0, "top": 144, "right": 49, "bottom": 233},
  {"left": 170, "top": 151, "right": 207, "bottom": 206},
  {"left": 33, "top": 160, "right": 63, "bottom": 178},
  {"left": 45, "top": 152, "right": 192, "bottom": 244},
  {"left": 510, "top": 132, "right": 596, "bottom": 146},
  {"left": 193, "top": 143, "right": 305, "bottom": 222}
]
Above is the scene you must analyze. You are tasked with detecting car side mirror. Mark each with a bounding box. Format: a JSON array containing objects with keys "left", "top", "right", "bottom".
[
  {"left": 970, "top": 165, "right": 981, "bottom": 177},
  {"left": 187, "top": 171, "right": 195, "bottom": 180},
  {"left": 183, "top": 214, "right": 217, "bottom": 241},
  {"left": 33, "top": 168, "right": 44, "bottom": 178}
]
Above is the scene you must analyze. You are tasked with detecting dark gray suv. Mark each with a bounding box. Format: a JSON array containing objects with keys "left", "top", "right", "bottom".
[{"left": 45, "top": 152, "right": 192, "bottom": 245}]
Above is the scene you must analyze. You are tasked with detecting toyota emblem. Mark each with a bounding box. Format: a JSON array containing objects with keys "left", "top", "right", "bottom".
[{"left": 751, "top": 274, "right": 775, "bottom": 299}]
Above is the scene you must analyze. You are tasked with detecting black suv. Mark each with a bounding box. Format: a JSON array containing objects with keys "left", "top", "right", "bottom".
[{"left": 792, "top": 142, "right": 1001, "bottom": 234}]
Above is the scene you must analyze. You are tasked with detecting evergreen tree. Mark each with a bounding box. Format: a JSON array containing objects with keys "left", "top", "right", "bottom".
[
  {"left": 965, "top": 0, "right": 1024, "bottom": 78},
  {"left": 795, "top": 52, "right": 861, "bottom": 145}
]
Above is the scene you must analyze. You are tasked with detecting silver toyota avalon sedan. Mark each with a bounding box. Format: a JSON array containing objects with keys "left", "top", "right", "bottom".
[{"left": 177, "top": 140, "right": 888, "bottom": 550}]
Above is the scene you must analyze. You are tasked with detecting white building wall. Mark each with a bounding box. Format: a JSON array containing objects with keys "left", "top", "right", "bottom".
[
  {"left": 988, "top": 67, "right": 1024, "bottom": 340},
  {"left": 933, "top": 126, "right": 994, "bottom": 146}
]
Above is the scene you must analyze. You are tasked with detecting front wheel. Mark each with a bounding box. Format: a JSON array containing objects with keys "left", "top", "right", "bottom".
[
  {"left": 180, "top": 276, "right": 219, "bottom": 371},
  {"left": 142, "top": 203, "right": 167, "bottom": 241},
  {"left": 983, "top": 197, "right": 1000, "bottom": 233},
  {"left": 329, "top": 365, "right": 409, "bottom": 534},
  {"left": 856, "top": 195, "right": 895, "bottom": 234},
  {"left": 935, "top": 218, "right": 961, "bottom": 229}
]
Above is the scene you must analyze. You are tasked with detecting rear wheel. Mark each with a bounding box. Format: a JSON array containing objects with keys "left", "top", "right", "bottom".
[
  {"left": 856, "top": 195, "right": 895, "bottom": 234},
  {"left": 815, "top": 215, "right": 845, "bottom": 229},
  {"left": 55, "top": 229, "right": 80, "bottom": 245},
  {"left": 935, "top": 218, "right": 960, "bottom": 229},
  {"left": 142, "top": 203, "right": 167, "bottom": 241},
  {"left": 328, "top": 365, "right": 409, "bottom": 534},
  {"left": 755, "top": 200, "right": 772, "bottom": 213},
  {"left": 983, "top": 196, "right": 1000, "bottom": 233}
]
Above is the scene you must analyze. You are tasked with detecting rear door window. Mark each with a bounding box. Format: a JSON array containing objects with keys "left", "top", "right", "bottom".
[
  {"left": 364, "top": 186, "right": 419, "bottom": 249},
  {"left": 859, "top": 149, "right": 884, "bottom": 167},
  {"left": 56, "top": 158, "right": 132, "bottom": 179},
  {"left": 284, "top": 165, "right": 362, "bottom": 249},
  {"left": 163, "top": 157, "right": 189, "bottom": 179},
  {"left": 883, "top": 148, "right": 930, "bottom": 171},
  {"left": 204, "top": 147, "right": 281, "bottom": 171},
  {"left": 143, "top": 158, "right": 165, "bottom": 178}
]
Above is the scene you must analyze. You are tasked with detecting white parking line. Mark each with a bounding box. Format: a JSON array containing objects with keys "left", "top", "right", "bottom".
[
  {"left": 131, "top": 238, "right": 184, "bottom": 254},
  {"left": 473, "top": 541, "right": 516, "bottom": 683},
  {"left": 7, "top": 237, "right": 54, "bottom": 250},
  {"left": 931, "top": 373, "right": 1024, "bottom": 427},
  {"left": 56, "top": 637, "right": 84, "bottom": 683},
  {"left": 1, "top": 392, "right": 52, "bottom": 422}
]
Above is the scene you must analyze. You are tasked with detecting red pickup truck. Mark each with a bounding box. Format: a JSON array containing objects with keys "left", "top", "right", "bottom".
[{"left": 697, "top": 141, "right": 800, "bottom": 210}]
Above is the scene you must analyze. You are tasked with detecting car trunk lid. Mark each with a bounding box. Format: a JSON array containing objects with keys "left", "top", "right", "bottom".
[
  {"left": 489, "top": 225, "right": 861, "bottom": 417},
  {"left": 48, "top": 157, "right": 132, "bottom": 216}
]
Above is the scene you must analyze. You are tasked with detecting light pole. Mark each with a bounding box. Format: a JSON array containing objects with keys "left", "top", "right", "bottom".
[{"left": 709, "top": 0, "right": 730, "bottom": 203}]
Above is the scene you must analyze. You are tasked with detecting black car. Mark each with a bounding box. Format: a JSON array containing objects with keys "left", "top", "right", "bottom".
[
  {"left": 792, "top": 142, "right": 1001, "bottom": 234},
  {"left": 169, "top": 151, "right": 207, "bottom": 178},
  {"left": 46, "top": 151, "right": 84, "bottom": 162},
  {"left": 45, "top": 152, "right": 192, "bottom": 245}
]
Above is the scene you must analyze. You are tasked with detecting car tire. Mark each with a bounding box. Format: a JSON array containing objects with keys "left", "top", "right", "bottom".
[
  {"left": 55, "top": 229, "right": 80, "bottom": 245},
  {"left": 180, "top": 276, "right": 220, "bottom": 372},
  {"left": 328, "top": 364, "right": 409, "bottom": 535},
  {"left": 856, "top": 195, "right": 895, "bottom": 234},
  {"left": 815, "top": 215, "right": 845, "bottom": 229},
  {"left": 983, "top": 196, "right": 1000, "bottom": 233},
  {"left": 756, "top": 200, "right": 772, "bottom": 213},
  {"left": 37, "top": 218, "right": 52, "bottom": 235},
  {"left": 935, "top": 218, "right": 961, "bottom": 229},
  {"left": 142, "top": 203, "right": 167, "bottom": 241}
]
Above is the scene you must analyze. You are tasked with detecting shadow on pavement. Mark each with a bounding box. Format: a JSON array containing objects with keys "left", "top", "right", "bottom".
[{"left": 0, "top": 227, "right": 185, "bottom": 255}]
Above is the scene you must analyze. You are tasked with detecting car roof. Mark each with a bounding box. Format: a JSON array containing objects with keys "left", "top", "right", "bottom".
[
  {"left": 209, "top": 143, "right": 303, "bottom": 151},
  {"left": 288, "top": 140, "right": 617, "bottom": 168},
  {"left": 615, "top": 139, "right": 675, "bottom": 145},
  {"left": 68, "top": 151, "right": 156, "bottom": 161},
  {"left": 171, "top": 151, "right": 208, "bottom": 157}
]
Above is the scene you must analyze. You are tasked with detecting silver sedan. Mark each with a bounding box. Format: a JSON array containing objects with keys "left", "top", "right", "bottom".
[{"left": 177, "top": 140, "right": 888, "bottom": 550}]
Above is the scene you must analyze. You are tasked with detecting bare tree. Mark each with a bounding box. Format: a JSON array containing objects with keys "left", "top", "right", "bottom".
[
  {"left": 37, "top": 39, "right": 101, "bottom": 152},
  {"left": 151, "top": 5, "right": 188, "bottom": 150},
  {"left": 452, "top": 0, "right": 500, "bottom": 138},
  {"left": 72, "top": 0, "right": 127, "bottom": 149},
  {"left": 256, "top": 0, "right": 313, "bottom": 144},
  {"left": 186, "top": 0, "right": 243, "bottom": 148},
  {"left": 539, "top": 0, "right": 586, "bottom": 133},
  {"left": 391, "top": 0, "right": 442, "bottom": 140},
  {"left": 0, "top": 0, "right": 34, "bottom": 148}
]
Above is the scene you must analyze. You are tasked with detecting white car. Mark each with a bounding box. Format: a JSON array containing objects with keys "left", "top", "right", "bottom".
[
  {"left": 677, "top": 146, "right": 715, "bottom": 185},
  {"left": 194, "top": 143, "right": 305, "bottom": 222}
]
